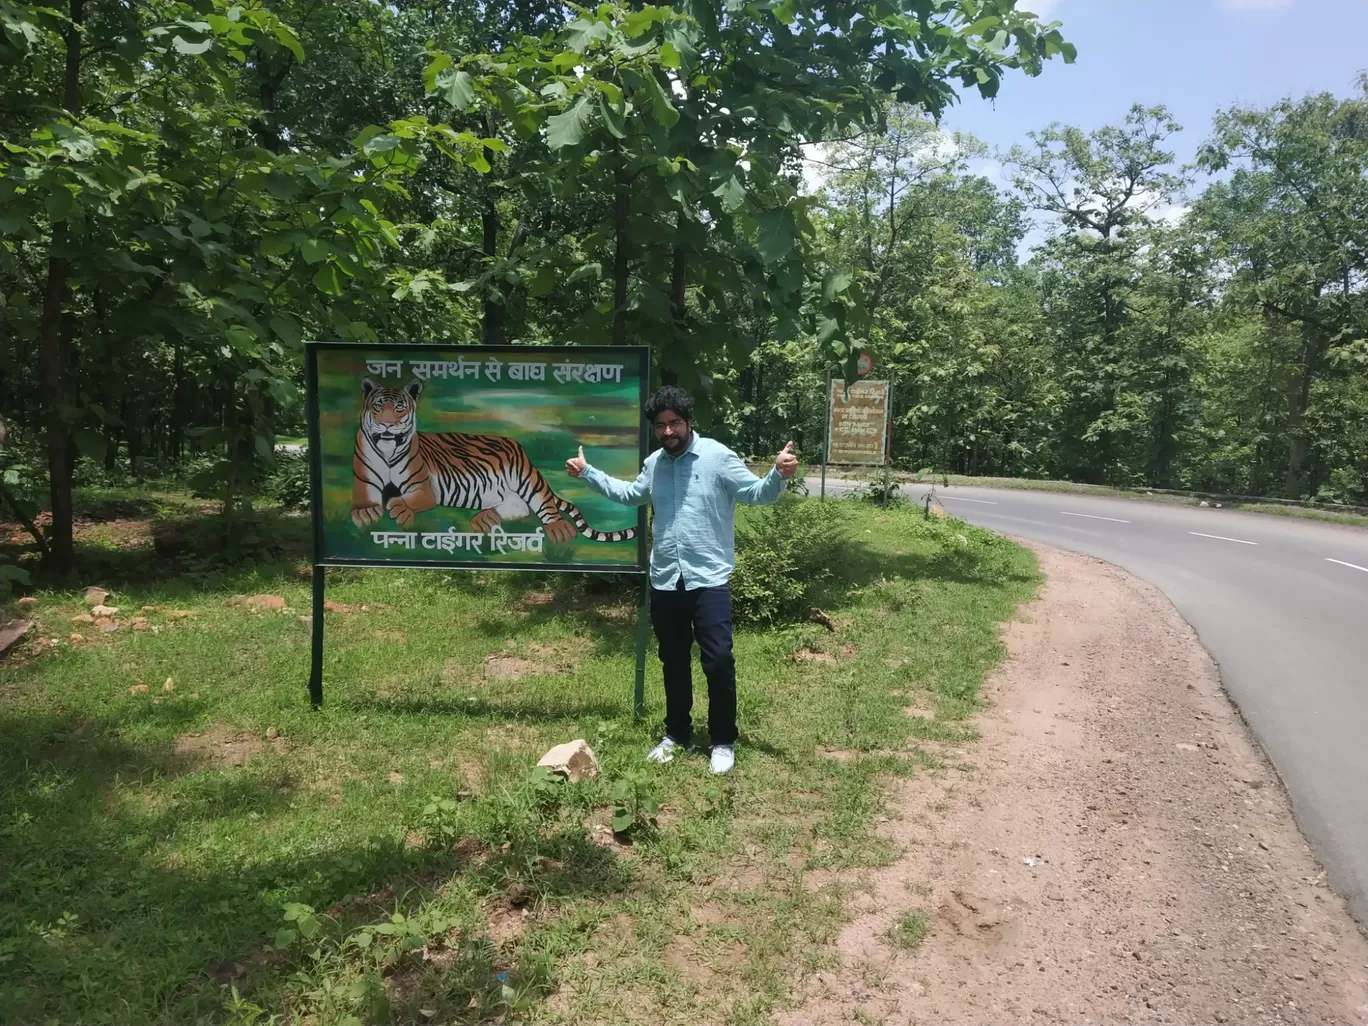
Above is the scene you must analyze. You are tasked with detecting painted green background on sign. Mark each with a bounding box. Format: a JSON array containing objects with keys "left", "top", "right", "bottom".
[{"left": 313, "top": 346, "right": 645, "bottom": 567}]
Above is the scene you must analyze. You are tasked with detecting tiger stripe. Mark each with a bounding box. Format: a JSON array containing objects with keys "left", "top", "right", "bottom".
[{"left": 353, "top": 378, "right": 635, "bottom": 543}]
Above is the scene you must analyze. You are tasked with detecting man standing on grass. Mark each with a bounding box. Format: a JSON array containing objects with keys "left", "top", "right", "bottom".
[{"left": 566, "top": 386, "right": 799, "bottom": 774}]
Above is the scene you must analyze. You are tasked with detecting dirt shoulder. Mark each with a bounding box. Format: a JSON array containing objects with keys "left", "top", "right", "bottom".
[{"left": 783, "top": 541, "right": 1368, "bottom": 1025}]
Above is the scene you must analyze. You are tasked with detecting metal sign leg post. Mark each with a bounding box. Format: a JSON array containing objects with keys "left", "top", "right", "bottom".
[
  {"left": 821, "top": 369, "right": 830, "bottom": 501},
  {"left": 633, "top": 576, "right": 650, "bottom": 720},
  {"left": 309, "top": 565, "right": 325, "bottom": 708}
]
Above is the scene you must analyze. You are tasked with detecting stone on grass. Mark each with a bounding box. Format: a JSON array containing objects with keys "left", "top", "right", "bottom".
[
  {"left": 84, "top": 586, "right": 110, "bottom": 606},
  {"left": 71, "top": 613, "right": 95, "bottom": 625},
  {"left": 536, "top": 739, "right": 599, "bottom": 783},
  {"left": 90, "top": 604, "right": 119, "bottom": 618},
  {"left": 17, "top": 596, "right": 37, "bottom": 610},
  {"left": 0, "top": 618, "right": 33, "bottom": 657},
  {"left": 244, "top": 594, "right": 286, "bottom": 611}
]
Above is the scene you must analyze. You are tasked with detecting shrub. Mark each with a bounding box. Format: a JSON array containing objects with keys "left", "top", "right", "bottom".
[
  {"left": 270, "top": 451, "right": 311, "bottom": 511},
  {"left": 731, "top": 496, "right": 853, "bottom": 626}
]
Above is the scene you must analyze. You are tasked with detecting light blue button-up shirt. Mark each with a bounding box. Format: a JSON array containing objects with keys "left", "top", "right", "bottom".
[{"left": 582, "top": 433, "right": 788, "bottom": 590}]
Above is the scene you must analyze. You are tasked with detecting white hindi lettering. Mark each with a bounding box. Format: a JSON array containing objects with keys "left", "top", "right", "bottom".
[
  {"left": 371, "top": 531, "right": 418, "bottom": 549},
  {"left": 383, "top": 357, "right": 619, "bottom": 387},
  {"left": 487, "top": 525, "right": 546, "bottom": 554}
]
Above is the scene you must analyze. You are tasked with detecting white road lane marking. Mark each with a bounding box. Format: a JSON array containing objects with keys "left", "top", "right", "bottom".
[
  {"left": 1060, "top": 511, "right": 1131, "bottom": 523},
  {"left": 1326, "top": 558, "right": 1368, "bottom": 574},
  {"left": 943, "top": 496, "right": 999, "bottom": 505},
  {"left": 1189, "top": 532, "right": 1258, "bottom": 546}
]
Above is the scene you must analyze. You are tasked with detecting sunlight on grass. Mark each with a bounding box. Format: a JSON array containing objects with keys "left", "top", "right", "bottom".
[{"left": 0, "top": 499, "right": 1037, "bottom": 1025}]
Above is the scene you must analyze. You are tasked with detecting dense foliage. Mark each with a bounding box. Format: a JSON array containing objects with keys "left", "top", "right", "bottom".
[
  {"left": 755, "top": 88, "right": 1368, "bottom": 503},
  {"left": 1, "top": 0, "right": 1074, "bottom": 572},
  {"left": 3, "top": 1, "right": 1365, "bottom": 589}
]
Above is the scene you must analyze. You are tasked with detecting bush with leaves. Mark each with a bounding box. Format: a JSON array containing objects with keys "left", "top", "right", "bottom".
[
  {"left": 269, "top": 452, "right": 311, "bottom": 511},
  {"left": 731, "top": 496, "right": 853, "bottom": 626}
]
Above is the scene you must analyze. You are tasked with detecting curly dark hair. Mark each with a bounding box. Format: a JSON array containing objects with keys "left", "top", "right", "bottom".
[{"left": 643, "top": 385, "right": 694, "bottom": 424}]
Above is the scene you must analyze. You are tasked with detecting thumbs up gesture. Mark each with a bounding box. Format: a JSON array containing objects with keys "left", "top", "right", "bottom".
[
  {"left": 775, "top": 440, "right": 798, "bottom": 479},
  {"left": 566, "top": 445, "right": 588, "bottom": 478}
]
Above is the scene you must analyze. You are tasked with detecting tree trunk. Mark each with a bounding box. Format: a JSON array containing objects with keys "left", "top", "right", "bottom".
[
  {"left": 36, "top": 0, "right": 84, "bottom": 573},
  {"left": 1284, "top": 319, "right": 1319, "bottom": 498},
  {"left": 481, "top": 199, "right": 504, "bottom": 346},
  {"left": 613, "top": 175, "right": 629, "bottom": 349},
  {"left": 172, "top": 345, "right": 187, "bottom": 460}
]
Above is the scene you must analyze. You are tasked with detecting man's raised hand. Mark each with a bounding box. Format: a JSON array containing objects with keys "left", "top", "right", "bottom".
[
  {"left": 776, "top": 441, "right": 798, "bottom": 479},
  {"left": 566, "top": 445, "right": 588, "bottom": 479}
]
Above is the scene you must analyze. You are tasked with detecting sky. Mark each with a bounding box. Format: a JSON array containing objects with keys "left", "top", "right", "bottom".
[{"left": 940, "top": 0, "right": 1368, "bottom": 190}]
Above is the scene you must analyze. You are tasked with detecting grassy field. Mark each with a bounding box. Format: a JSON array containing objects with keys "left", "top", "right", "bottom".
[{"left": 0, "top": 495, "right": 1037, "bottom": 1025}]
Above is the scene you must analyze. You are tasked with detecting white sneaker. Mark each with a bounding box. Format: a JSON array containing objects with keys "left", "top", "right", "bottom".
[
  {"left": 710, "top": 745, "right": 735, "bottom": 775},
  {"left": 646, "top": 736, "right": 681, "bottom": 764}
]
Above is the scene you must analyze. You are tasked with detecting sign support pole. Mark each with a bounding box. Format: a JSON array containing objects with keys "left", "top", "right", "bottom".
[
  {"left": 309, "top": 568, "right": 325, "bottom": 708},
  {"left": 633, "top": 576, "right": 650, "bottom": 720},
  {"left": 883, "top": 378, "right": 895, "bottom": 510},
  {"left": 821, "top": 369, "right": 831, "bottom": 501}
]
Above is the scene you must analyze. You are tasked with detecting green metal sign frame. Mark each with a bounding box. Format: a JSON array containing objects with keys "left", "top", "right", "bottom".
[{"left": 304, "top": 341, "right": 651, "bottom": 713}]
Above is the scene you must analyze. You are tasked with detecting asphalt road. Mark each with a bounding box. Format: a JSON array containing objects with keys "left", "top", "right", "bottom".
[{"left": 823, "top": 477, "right": 1368, "bottom": 927}]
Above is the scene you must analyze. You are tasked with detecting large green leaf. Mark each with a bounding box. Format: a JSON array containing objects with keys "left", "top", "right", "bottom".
[
  {"left": 434, "top": 68, "right": 475, "bottom": 111},
  {"left": 641, "top": 73, "right": 680, "bottom": 128},
  {"left": 172, "top": 35, "right": 213, "bottom": 55},
  {"left": 547, "top": 95, "right": 595, "bottom": 150},
  {"left": 598, "top": 92, "right": 627, "bottom": 139},
  {"left": 754, "top": 209, "right": 796, "bottom": 265},
  {"left": 312, "top": 263, "right": 343, "bottom": 296},
  {"left": 45, "top": 187, "right": 73, "bottom": 222},
  {"left": 713, "top": 175, "right": 747, "bottom": 213}
]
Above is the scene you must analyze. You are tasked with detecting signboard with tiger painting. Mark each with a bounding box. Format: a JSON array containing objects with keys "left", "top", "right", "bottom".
[{"left": 305, "top": 342, "right": 649, "bottom": 573}]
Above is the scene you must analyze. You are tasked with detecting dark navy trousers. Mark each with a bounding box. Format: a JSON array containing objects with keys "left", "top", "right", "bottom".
[{"left": 649, "top": 581, "right": 737, "bottom": 747}]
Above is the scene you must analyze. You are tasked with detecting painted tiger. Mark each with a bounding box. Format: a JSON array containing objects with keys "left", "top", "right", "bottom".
[{"left": 350, "top": 377, "right": 636, "bottom": 546}]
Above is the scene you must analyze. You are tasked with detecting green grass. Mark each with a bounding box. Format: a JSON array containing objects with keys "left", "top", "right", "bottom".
[
  {"left": 274, "top": 436, "right": 308, "bottom": 448},
  {"left": 1228, "top": 502, "right": 1368, "bottom": 527},
  {"left": 0, "top": 500, "right": 1037, "bottom": 1025},
  {"left": 801, "top": 467, "right": 1368, "bottom": 529},
  {"left": 886, "top": 909, "right": 931, "bottom": 952}
]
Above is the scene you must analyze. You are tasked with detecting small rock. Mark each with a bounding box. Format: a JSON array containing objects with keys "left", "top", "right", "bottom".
[
  {"left": 506, "top": 880, "right": 531, "bottom": 906},
  {"left": 244, "top": 594, "right": 287, "bottom": 611},
  {"left": 323, "top": 600, "right": 358, "bottom": 613},
  {"left": 1199, "top": 500, "right": 1210, "bottom": 508},
  {"left": 99, "top": 622, "right": 120, "bottom": 634},
  {"left": 84, "top": 586, "right": 111, "bottom": 606},
  {"left": 141, "top": 605, "right": 157, "bottom": 612},
  {"left": 131, "top": 616, "right": 149, "bottom": 630},
  {"left": 94, "top": 617, "right": 114, "bottom": 629},
  {"left": 536, "top": 739, "right": 600, "bottom": 783},
  {"left": 205, "top": 960, "right": 245, "bottom": 985},
  {"left": 17, "top": 596, "right": 38, "bottom": 610},
  {"left": 167, "top": 610, "right": 197, "bottom": 620},
  {"left": 1175, "top": 742, "right": 1199, "bottom": 752},
  {"left": 128, "top": 683, "right": 149, "bottom": 695},
  {"left": 69, "top": 633, "right": 84, "bottom": 643},
  {"left": 71, "top": 613, "right": 95, "bottom": 625},
  {"left": 265, "top": 726, "right": 279, "bottom": 740},
  {"left": 225, "top": 595, "right": 245, "bottom": 608},
  {"left": 163, "top": 677, "right": 175, "bottom": 693},
  {"left": 90, "top": 604, "right": 119, "bottom": 617}
]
